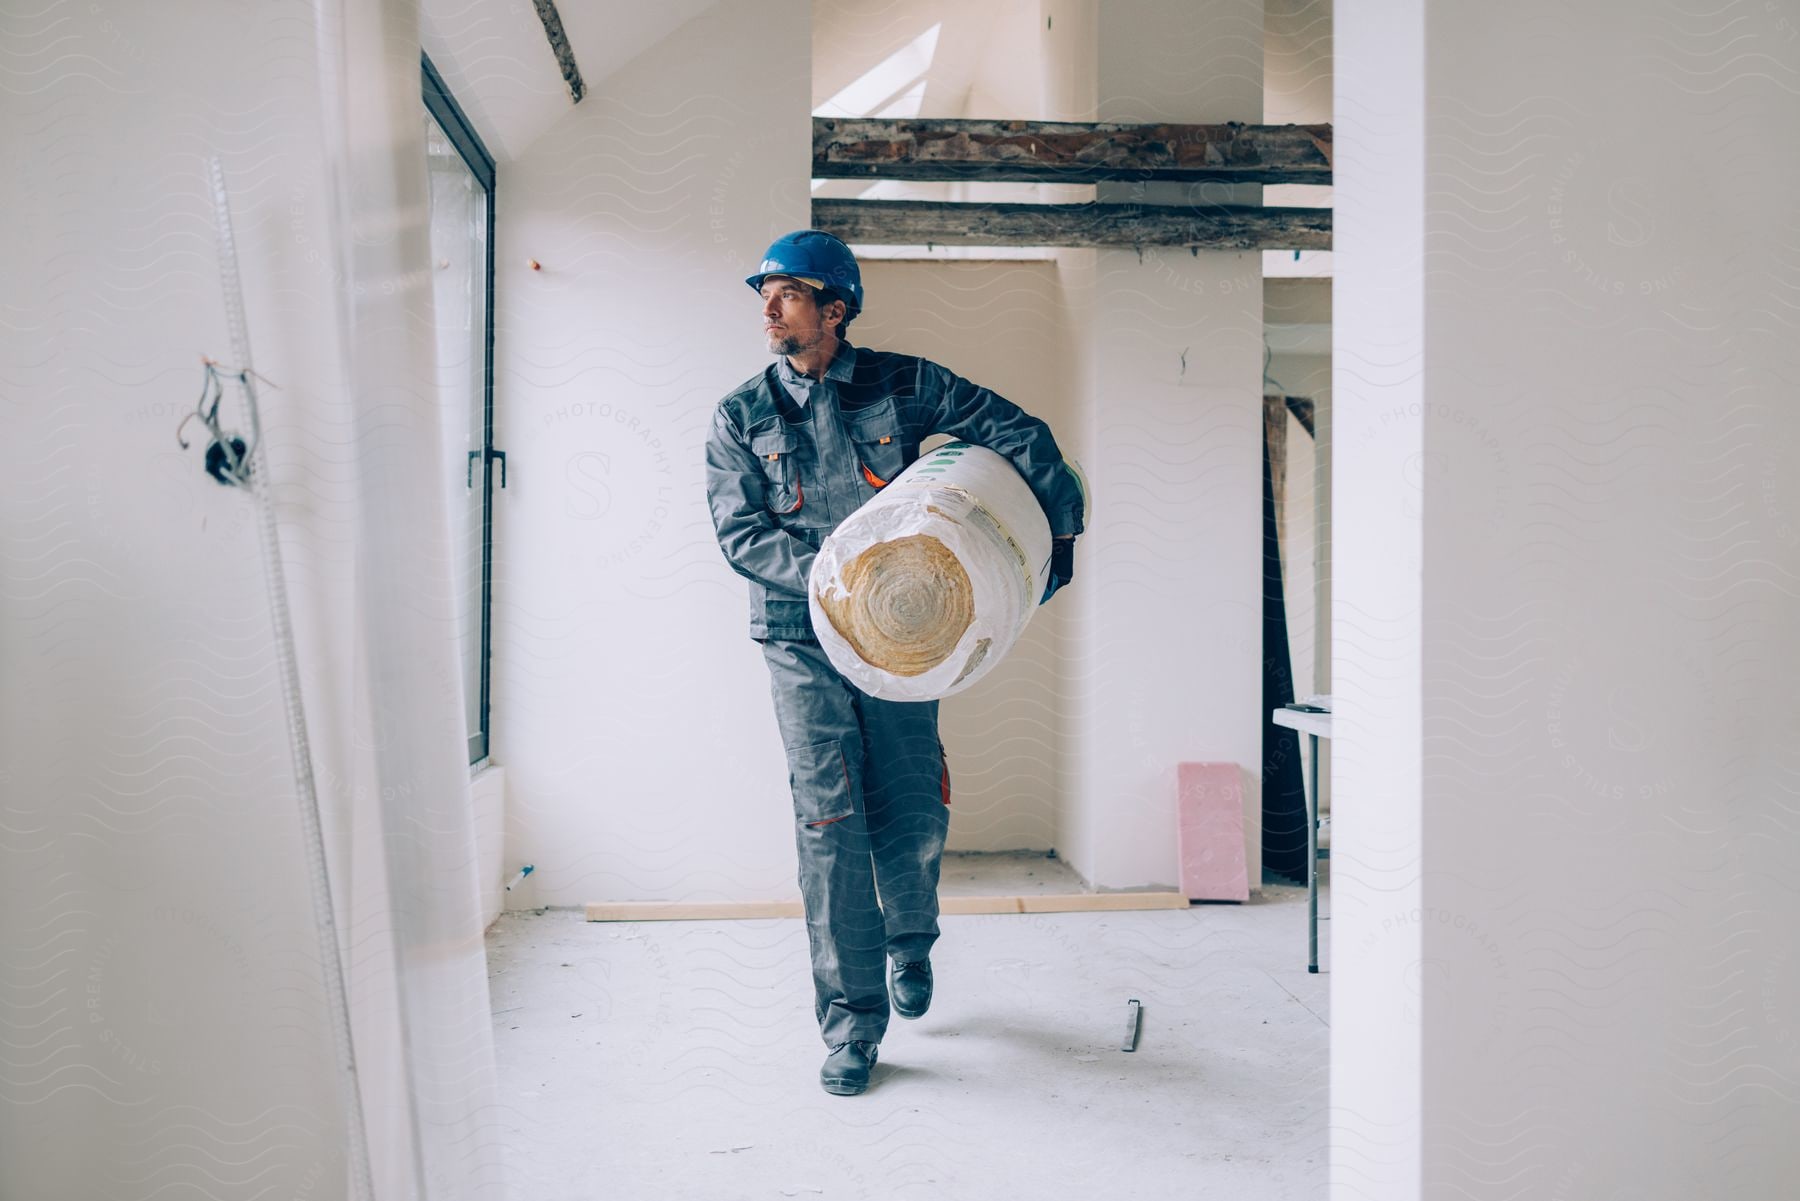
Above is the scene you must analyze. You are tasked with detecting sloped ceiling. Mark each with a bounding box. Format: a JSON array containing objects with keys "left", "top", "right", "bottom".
[
  {"left": 812, "top": 0, "right": 1044, "bottom": 205},
  {"left": 420, "top": 0, "right": 723, "bottom": 162},
  {"left": 813, "top": 0, "right": 1039, "bottom": 120}
]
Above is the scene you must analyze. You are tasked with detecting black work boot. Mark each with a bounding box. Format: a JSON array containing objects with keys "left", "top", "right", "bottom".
[
  {"left": 820, "top": 1040, "right": 879, "bottom": 1096},
  {"left": 890, "top": 959, "right": 933, "bottom": 1020}
]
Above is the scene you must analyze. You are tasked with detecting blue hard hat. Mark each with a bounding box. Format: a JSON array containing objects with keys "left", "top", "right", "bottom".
[{"left": 746, "top": 229, "right": 863, "bottom": 316}]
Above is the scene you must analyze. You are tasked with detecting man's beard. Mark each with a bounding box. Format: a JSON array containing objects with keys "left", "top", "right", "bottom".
[{"left": 769, "top": 328, "right": 818, "bottom": 357}]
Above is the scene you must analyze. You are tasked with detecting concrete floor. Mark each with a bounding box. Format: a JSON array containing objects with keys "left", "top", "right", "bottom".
[
  {"left": 486, "top": 855, "right": 1328, "bottom": 1200},
  {"left": 934, "top": 848, "right": 1089, "bottom": 895}
]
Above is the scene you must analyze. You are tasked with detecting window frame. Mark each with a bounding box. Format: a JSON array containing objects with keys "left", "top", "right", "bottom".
[{"left": 422, "top": 51, "right": 498, "bottom": 767}]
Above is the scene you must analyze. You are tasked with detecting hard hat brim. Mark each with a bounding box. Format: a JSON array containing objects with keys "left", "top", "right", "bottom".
[{"left": 748, "top": 272, "right": 825, "bottom": 292}]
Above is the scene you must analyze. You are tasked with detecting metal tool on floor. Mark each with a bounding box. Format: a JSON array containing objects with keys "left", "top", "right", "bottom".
[{"left": 1121, "top": 998, "right": 1143, "bottom": 1052}]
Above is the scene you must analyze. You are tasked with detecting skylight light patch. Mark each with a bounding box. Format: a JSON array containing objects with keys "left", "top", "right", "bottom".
[
  {"left": 873, "top": 78, "right": 928, "bottom": 118},
  {"left": 814, "top": 22, "right": 941, "bottom": 118}
]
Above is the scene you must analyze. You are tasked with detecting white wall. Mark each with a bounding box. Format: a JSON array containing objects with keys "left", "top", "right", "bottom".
[
  {"left": 474, "top": 766, "right": 508, "bottom": 925},
  {"left": 2, "top": 2, "right": 353, "bottom": 1195},
  {"left": 1413, "top": 2, "right": 1800, "bottom": 1196},
  {"left": 1331, "top": 4, "right": 1424, "bottom": 1197},
  {"left": 1058, "top": 0, "right": 1267, "bottom": 891},
  {"left": 1038, "top": 0, "right": 1098, "bottom": 128},
  {"left": 1263, "top": 0, "right": 1331, "bottom": 128},
  {"left": 1037, "top": 0, "right": 1100, "bottom": 880},
  {"left": 494, "top": 0, "right": 811, "bottom": 908},
  {"left": 853, "top": 259, "right": 1075, "bottom": 852},
  {"left": 1335, "top": 1, "right": 1800, "bottom": 1195}
]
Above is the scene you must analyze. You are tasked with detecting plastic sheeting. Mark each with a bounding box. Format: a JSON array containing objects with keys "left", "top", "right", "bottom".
[
  {"left": 810, "top": 443, "right": 1087, "bottom": 701},
  {"left": 314, "top": 1, "right": 509, "bottom": 1196}
]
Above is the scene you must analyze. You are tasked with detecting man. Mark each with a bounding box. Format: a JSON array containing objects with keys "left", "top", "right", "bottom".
[{"left": 703, "top": 230, "right": 1084, "bottom": 1096}]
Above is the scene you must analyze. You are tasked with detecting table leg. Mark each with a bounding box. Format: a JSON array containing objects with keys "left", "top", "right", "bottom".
[{"left": 1306, "top": 731, "right": 1319, "bottom": 973}]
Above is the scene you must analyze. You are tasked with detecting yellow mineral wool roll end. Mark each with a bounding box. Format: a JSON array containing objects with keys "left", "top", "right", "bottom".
[
  {"left": 816, "top": 534, "right": 972, "bottom": 677},
  {"left": 810, "top": 442, "right": 1057, "bottom": 701}
]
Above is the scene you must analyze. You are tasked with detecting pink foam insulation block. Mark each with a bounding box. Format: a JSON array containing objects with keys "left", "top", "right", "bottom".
[{"left": 1177, "top": 762, "right": 1249, "bottom": 902}]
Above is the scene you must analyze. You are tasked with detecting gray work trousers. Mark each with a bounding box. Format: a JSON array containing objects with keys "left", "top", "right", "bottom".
[{"left": 760, "top": 638, "right": 951, "bottom": 1048}]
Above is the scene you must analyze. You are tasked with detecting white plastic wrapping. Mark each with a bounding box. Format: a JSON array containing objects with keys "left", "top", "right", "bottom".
[{"left": 809, "top": 442, "right": 1085, "bottom": 701}]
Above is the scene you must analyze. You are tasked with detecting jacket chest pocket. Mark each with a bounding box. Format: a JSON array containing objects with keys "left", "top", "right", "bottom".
[
  {"left": 845, "top": 407, "right": 907, "bottom": 490},
  {"left": 750, "top": 428, "right": 806, "bottom": 515}
]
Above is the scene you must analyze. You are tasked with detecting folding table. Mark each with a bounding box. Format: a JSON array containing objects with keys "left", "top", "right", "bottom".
[{"left": 1272, "top": 706, "right": 1331, "bottom": 972}]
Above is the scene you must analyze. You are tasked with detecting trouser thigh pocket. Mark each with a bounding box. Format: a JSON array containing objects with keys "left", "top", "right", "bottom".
[{"left": 787, "top": 739, "right": 856, "bottom": 828}]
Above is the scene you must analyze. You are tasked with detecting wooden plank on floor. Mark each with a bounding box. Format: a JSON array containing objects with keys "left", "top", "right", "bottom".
[
  {"left": 1017, "top": 892, "right": 1191, "bottom": 913},
  {"left": 585, "top": 900, "right": 802, "bottom": 922},
  {"left": 940, "top": 896, "right": 1024, "bottom": 915},
  {"left": 585, "top": 893, "right": 1192, "bottom": 921}
]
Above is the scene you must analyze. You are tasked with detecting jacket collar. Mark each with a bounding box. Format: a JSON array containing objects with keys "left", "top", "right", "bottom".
[{"left": 775, "top": 340, "right": 857, "bottom": 388}]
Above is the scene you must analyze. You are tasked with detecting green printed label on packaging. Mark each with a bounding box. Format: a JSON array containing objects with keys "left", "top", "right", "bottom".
[{"left": 962, "top": 504, "right": 1033, "bottom": 611}]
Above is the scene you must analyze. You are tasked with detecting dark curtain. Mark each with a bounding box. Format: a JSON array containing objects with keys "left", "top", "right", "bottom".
[{"left": 1261, "top": 398, "right": 1308, "bottom": 882}]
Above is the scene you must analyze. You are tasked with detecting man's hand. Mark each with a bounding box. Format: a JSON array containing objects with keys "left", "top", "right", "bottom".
[{"left": 1040, "top": 535, "right": 1077, "bottom": 604}]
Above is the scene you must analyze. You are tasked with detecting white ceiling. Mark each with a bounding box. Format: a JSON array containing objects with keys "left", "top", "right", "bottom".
[
  {"left": 420, "top": 0, "right": 1334, "bottom": 340},
  {"left": 420, "top": 0, "right": 722, "bottom": 162},
  {"left": 556, "top": 1, "right": 723, "bottom": 104},
  {"left": 813, "top": 0, "right": 1041, "bottom": 120},
  {"left": 811, "top": 0, "right": 1046, "bottom": 207}
]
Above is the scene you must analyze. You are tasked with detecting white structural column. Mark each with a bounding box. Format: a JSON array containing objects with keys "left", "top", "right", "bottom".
[
  {"left": 1058, "top": 0, "right": 1266, "bottom": 890},
  {"left": 1335, "top": 1, "right": 1800, "bottom": 1196},
  {"left": 1416, "top": 3, "right": 1800, "bottom": 1198},
  {"left": 1331, "top": 4, "right": 1424, "bottom": 1199}
]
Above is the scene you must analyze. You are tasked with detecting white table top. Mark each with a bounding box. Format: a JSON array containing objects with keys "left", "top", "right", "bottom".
[{"left": 1272, "top": 707, "right": 1333, "bottom": 739}]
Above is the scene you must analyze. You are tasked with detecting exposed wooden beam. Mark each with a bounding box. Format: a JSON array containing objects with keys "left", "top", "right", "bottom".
[
  {"left": 813, "top": 199, "right": 1331, "bottom": 251},
  {"left": 815, "top": 118, "right": 1332, "bottom": 184},
  {"left": 531, "top": 0, "right": 585, "bottom": 104}
]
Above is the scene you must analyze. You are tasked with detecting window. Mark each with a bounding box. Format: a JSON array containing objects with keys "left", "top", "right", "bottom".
[{"left": 422, "top": 52, "right": 498, "bottom": 766}]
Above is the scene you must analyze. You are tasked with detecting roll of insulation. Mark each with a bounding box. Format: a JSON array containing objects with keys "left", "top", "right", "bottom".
[{"left": 809, "top": 441, "right": 1087, "bottom": 701}]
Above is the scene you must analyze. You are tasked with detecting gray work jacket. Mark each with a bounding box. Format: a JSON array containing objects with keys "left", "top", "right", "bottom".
[{"left": 705, "top": 342, "right": 1085, "bottom": 642}]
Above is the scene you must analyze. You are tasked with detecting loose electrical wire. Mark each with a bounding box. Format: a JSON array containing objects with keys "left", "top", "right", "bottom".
[{"left": 204, "top": 154, "right": 376, "bottom": 1201}]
